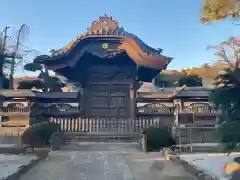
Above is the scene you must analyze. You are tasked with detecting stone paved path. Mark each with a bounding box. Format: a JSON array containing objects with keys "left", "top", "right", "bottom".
[
  {"left": 0, "top": 154, "right": 37, "bottom": 179},
  {"left": 18, "top": 142, "right": 199, "bottom": 180}
]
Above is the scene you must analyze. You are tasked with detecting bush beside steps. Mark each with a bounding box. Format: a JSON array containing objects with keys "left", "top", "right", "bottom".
[
  {"left": 142, "top": 126, "right": 176, "bottom": 152},
  {"left": 21, "top": 122, "right": 61, "bottom": 150}
]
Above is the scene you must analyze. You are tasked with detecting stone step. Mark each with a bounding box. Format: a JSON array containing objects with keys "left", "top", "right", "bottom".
[
  {"left": 62, "top": 132, "right": 139, "bottom": 142},
  {"left": 0, "top": 144, "right": 25, "bottom": 154},
  {"left": 66, "top": 139, "right": 138, "bottom": 143},
  {"left": 60, "top": 141, "right": 140, "bottom": 151},
  {"left": 0, "top": 134, "right": 22, "bottom": 144}
]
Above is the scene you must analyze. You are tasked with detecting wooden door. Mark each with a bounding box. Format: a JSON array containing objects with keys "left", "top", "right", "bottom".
[{"left": 85, "top": 84, "right": 130, "bottom": 118}]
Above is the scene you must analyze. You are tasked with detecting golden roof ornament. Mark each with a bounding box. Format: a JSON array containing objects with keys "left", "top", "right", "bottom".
[
  {"left": 55, "top": 15, "right": 123, "bottom": 55},
  {"left": 90, "top": 14, "right": 120, "bottom": 33}
]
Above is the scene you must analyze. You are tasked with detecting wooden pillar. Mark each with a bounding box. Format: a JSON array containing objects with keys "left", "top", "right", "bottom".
[
  {"left": 173, "top": 99, "right": 184, "bottom": 126},
  {"left": 81, "top": 87, "right": 88, "bottom": 117},
  {"left": 174, "top": 99, "right": 184, "bottom": 112},
  {"left": 180, "top": 100, "right": 184, "bottom": 111},
  {"left": 130, "top": 83, "right": 136, "bottom": 120},
  {"left": 173, "top": 99, "right": 178, "bottom": 126},
  {"left": 78, "top": 88, "right": 84, "bottom": 114}
]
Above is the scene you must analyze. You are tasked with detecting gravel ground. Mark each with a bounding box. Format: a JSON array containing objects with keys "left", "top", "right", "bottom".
[{"left": 18, "top": 142, "right": 199, "bottom": 180}]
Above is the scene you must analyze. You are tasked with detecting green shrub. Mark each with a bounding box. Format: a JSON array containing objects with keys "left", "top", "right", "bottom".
[
  {"left": 21, "top": 122, "right": 61, "bottom": 148},
  {"left": 217, "top": 121, "right": 240, "bottom": 152},
  {"left": 144, "top": 126, "right": 175, "bottom": 151}
]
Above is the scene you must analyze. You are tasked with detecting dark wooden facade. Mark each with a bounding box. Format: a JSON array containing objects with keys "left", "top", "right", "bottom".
[{"left": 82, "top": 60, "right": 137, "bottom": 118}]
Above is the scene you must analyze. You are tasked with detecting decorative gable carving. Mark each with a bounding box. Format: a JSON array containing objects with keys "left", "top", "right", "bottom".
[{"left": 89, "top": 15, "right": 119, "bottom": 33}]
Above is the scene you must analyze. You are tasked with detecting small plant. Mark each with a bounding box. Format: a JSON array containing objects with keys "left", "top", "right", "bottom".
[
  {"left": 21, "top": 122, "right": 61, "bottom": 148},
  {"left": 144, "top": 126, "right": 175, "bottom": 151}
]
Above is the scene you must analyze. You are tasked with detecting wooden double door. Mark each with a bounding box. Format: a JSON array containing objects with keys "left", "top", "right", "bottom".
[{"left": 84, "top": 84, "right": 130, "bottom": 118}]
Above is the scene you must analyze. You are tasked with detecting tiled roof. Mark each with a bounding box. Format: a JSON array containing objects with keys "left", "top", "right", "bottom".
[
  {"left": 13, "top": 76, "right": 68, "bottom": 90},
  {"left": 0, "top": 90, "right": 78, "bottom": 101},
  {"left": 174, "top": 86, "right": 213, "bottom": 98},
  {"left": 13, "top": 76, "right": 39, "bottom": 89},
  {"left": 138, "top": 82, "right": 157, "bottom": 92},
  {"left": 12, "top": 77, "right": 213, "bottom": 99}
]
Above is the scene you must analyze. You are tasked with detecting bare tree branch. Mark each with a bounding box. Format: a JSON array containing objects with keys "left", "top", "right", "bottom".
[{"left": 208, "top": 37, "right": 240, "bottom": 70}]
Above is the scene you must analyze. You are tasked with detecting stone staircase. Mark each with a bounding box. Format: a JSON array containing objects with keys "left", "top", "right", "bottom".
[
  {"left": 0, "top": 135, "right": 25, "bottom": 154},
  {"left": 62, "top": 132, "right": 140, "bottom": 143},
  {"left": 0, "top": 134, "right": 21, "bottom": 144}
]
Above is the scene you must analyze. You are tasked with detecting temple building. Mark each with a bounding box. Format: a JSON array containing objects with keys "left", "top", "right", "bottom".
[{"left": 32, "top": 15, "right": 173, "bottom": 119}]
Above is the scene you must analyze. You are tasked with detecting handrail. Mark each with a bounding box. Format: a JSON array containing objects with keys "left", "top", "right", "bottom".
[
  {"left": 0, "top": 120, "right": 29, "bottom": 136},
  {"left": 137, "top": 107, "right": 174, "bottom": 113},
  {"left": 0, "top": 107, "right": 30, "bottom": 113},
  {"left": 181, "top": 106, "right": 220, "bottom": 113}
]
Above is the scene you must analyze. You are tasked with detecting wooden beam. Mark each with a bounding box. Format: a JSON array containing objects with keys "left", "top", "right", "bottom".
[{"left": 137, "top": 92, "right": 173, "bottom": 99}]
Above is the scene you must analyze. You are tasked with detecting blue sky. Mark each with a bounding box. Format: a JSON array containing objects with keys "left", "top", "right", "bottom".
[{"left": 1, "top": 0, "right": 239, "bottom": 76}]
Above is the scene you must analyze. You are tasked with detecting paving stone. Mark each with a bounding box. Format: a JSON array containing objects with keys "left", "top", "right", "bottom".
[
  {"left": 179, "top": 153, "right": 240, "bottom": 180},
  {"left": 18, "top": 142, "right": 199, "bottom": 180},
  {"left": 0, "top": 154, "right": 37, "bottom": 179}
]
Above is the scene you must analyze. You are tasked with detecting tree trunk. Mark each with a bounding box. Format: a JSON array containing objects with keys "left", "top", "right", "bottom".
[
  {"left": 9, "top": 56, "right": 14, "bottom": 89},
  {"left": 0, "top": 55, "right": 5, "bottom": 89},
  {"left": 43, "top": 65, "right": 49, "bottom": 92}
]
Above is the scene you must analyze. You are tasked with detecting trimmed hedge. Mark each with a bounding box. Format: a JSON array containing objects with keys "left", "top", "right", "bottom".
[
  {"left": 21, "top": 122, "right": 61, "bottom": 148},
  {"left": 144, "top": 126, "right": 175, "bottom": 151}
]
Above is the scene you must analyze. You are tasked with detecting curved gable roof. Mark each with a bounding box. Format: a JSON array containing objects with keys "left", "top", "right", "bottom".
[{"left": 52, "top": 15, "right": 171, "bottom": 62}]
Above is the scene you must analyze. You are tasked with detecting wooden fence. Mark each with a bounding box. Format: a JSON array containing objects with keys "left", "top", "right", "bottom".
[
  {"left": 0, "top": 120, "right": 29, "bottom": 136},
  {"left": 0, "top": 102, "right": 220, "bottom": 138},
  {"left": 49, "top": 117, "right": 171, "bottom": 134},
  {"left": 175, "top": 126, "right": 218, "bottom": 152},
  {"left": 0, "top": 104, "right": 30, "bottom": 136}
]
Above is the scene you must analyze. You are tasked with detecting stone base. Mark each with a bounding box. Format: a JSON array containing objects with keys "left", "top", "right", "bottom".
[
  {"left": 0, "top": 144, "right": 26, "bottom": 154},
  {"left": 51, "top": 133, "right": 63, "bottom": 151},
  {"left": 140, "top": 134, "right": 147, "bottom": 152}
]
